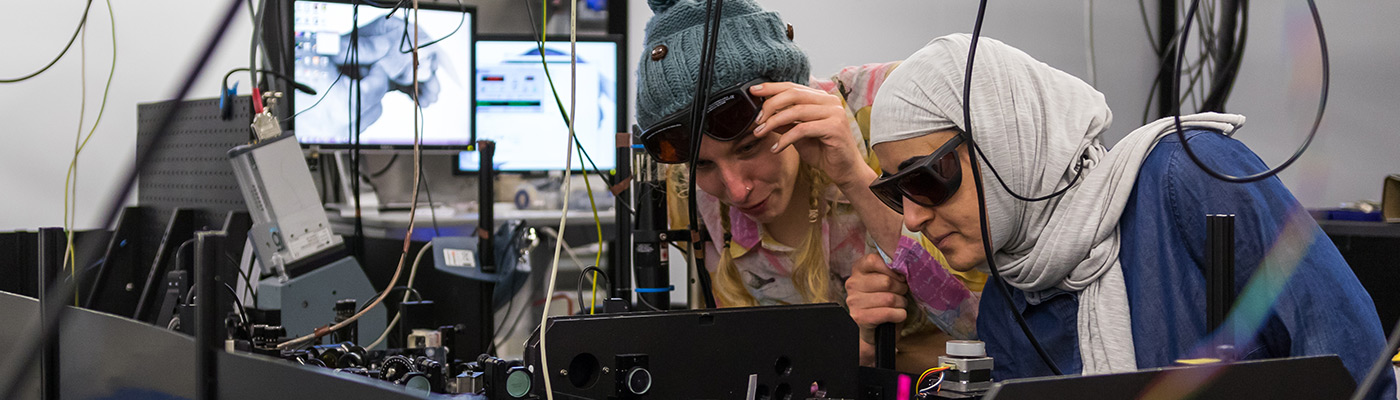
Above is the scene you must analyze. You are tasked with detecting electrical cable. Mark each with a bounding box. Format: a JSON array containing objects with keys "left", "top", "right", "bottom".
[
  {"left": 520, "top": 0, "right": 625, "bottom": 226},
  {"left": 411, "top": 102, "right": 441, "bottom": 236},
  {"left": 250, "top": 0, "right": 266, "bottom": 90},
  {"left": 64, "top": 9, "right": 92, "bottom": 307},
  {"left": 683, "top": 0, "right": 725, "bottom": 310},
  {"left": 538, "top": 227, "right": 592, "bottom": 270},
  {"left": 226, "top": 253, "right": 257, "bottom": 306},
  {"left": 222, "top": 68, "right": 318, "bottom": 97},
  {"left": 350, "top": 1, "right": 366, "bottom": 262},
  {"left": 575, "top": 141, "right": 606, "bottom": 314},
  {"left": 0, "top": 1, "right": 95, "bottom": 83},
  {"left": 222, "top": 282, "right": 250, "bottom": 328},
  {"left": 1201, "top": 0, "right": 1249, "bottom": 113},
  {"left": 394, "top": 0, "right": 465, "bottom": 54},
  {"left": 0, "top": 1, "right": 244, "bottom": 397},
  {"left": 577, "top": 266, "right": 611, "bottom": 314},
  {"left": 419, "top": 162, "right": 442, "bottom": 237},
  {"left": 61, "top": 0, "right": 118, "bottom": 307},
  {"left": 962, "top": 0, "right": 1063, "bottom": 376},
  {"left": 539, "top": 1, "right": 581, "bottom": 398},
  {"left": 284, "top": 71, "right": 344, "bottom": 122},
  {"left": 916, "top": 366, "right": 950, "bottom": 394},
  {"left": 367, "top": 242, "right": 433, "bottom": 349},
  {"left": 1170, "top": 0, "right": 1327, "bottom": 183},
  {"left": 369, "top": 153, "right": 400, "bottom": 177},
  {"left": 279, "top": 0, "right": 429, "bottom": 350},
  {"left": 1137, "top": 0, "right": 1161, "bottom": 55}
]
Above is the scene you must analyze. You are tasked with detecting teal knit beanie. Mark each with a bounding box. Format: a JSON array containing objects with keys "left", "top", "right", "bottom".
[{"left": 635, "top": 0, "right": 810, "bottom": 130}]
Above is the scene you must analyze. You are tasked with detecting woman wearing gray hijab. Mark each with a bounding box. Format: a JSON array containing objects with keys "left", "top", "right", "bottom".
[{"left": 844, "top": 34, "right": 1390, "bottom": 394}]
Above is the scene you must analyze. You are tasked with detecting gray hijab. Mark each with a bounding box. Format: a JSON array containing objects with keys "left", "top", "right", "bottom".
[{"left": 871, "top": 34, "right": 1245, "bottom": 374}]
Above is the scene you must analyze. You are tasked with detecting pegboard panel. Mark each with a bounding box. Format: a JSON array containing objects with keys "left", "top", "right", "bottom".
[{"left": 135, "top": 96, "right": 263, "bottom": 262}]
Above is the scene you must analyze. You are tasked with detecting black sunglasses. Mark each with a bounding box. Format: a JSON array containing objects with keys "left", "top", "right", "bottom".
[
  {"left": 869, "top": 134, "right": 966, "bottom": 214},
  {"left": 638, "top": 78, "right": 768, "bottom": 164}
]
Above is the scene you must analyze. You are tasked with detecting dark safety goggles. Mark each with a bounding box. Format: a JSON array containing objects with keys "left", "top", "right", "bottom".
[
  {"left": 638, "top": 78, "right": 769, "bottom": 164},
  {"left": 869, "top": 134, "right": 965, "bottom": 214}
]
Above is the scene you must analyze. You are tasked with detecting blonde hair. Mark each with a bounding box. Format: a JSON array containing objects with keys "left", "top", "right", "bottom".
[{"left": 713, "top": 164, "right": 836, "bottom": 307}]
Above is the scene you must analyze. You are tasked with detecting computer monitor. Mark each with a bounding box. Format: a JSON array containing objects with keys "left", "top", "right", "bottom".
[
  {"left": 291, "top": 0, "right": 476, "bottom": 149},
  {"left": 459, "top": 35, "right": 623, "bottom": 172}
]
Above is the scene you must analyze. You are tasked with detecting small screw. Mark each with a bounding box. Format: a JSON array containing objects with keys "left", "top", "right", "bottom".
[
  {"left": 559, "top": 369, "right": 568, "bottom": 376},
  {"left": 602, "top": 367, "right": 611, "bottom": 374},
  {"left": 658, "top": 233, "right": 668, "bottom": 240},
  {"left": 125, "top": 283, "right": 134, "bottom": 291}
]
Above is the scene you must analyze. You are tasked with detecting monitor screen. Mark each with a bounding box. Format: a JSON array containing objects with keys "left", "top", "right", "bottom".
[
  {"left": 292, "top": 1, "right": 474, "bottom": 148},
  {"left": 460, "top": 38, "right": 620, "bottom": 172}
]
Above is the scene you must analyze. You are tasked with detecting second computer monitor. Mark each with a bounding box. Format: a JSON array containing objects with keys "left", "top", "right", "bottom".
[{"left": 463, "top": 36, "right": 623, "bottom": 172}]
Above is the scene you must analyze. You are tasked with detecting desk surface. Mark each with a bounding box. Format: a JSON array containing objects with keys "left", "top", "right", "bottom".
[
  {"left": 328, "top": 203, "right": 616, "bottom": 239},
  {"left": 1319, "top": 220, "right": 1400, "bottom": 239}
]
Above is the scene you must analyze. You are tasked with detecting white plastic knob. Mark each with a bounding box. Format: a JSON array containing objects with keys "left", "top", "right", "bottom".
[{"left": 946, "top": 340, "right": 986, "bottom": 357}]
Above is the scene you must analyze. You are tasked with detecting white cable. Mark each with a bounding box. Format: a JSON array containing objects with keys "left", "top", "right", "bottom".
[
  {"left": 540, "top": 2, "right": 579, "bottom": 399},
  {"left": 538, "top": 227, "right": 593, "bottom": 269},
  {"left": 277, "top": 0, "right": 425, "bottom": 350},
  {"left": 366, "top": 242, "right": 433, "bottom": 349}
]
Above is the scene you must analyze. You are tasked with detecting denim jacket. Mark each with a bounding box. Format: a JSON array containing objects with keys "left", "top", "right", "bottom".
[{"left": 977, "top": 130, "right": 1394, "bottom": 398}]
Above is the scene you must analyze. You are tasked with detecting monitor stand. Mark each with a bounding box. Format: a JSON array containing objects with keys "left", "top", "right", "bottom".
[
  {"left": 327, "top": 151, "right": 447, "bottom": 214},
  {"left": 330, "top": 150, "right": 382, "bottom": 217}
]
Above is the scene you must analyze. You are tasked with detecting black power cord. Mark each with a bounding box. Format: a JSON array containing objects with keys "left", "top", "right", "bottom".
[
  {"left": 1170, "top": 0, "right": 1327, "bottom": 183},
  {"left": 221, "top": 68, "right": 319, "bottom": 96},
  {"left": 0, "top": 1, "right": 95, "bottom": 83},
  {"left": 0, "top": 0, "right": 245, "bottom": 398},
  {"left": 683, "top": 0, "right": 725, "bottom": 310},
  {"left": 393, "top": 0, "right": 466, "bottom": 54},
  {"left": 962, "top": 0, "right": 1063, "bottom": 376},
  {"left": 577, "top": 266, "right": 612, "bottom": 314}
]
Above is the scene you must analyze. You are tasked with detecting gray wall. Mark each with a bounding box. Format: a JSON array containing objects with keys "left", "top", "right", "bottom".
[{"left": 3, "top": 1, "right": 1397, "bottom": 232}]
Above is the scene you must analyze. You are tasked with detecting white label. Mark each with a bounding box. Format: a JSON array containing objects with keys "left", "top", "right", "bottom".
[
  {"left": 287, "top": 229, "right": 332, "bottom": 259},
  {"left": 444, "top": 249, "right": 476, "bottom": 268}
]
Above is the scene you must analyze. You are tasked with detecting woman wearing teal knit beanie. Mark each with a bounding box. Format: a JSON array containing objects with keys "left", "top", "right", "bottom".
[{"left": 634, "top": 0, "right": 984, "bottom": 372}]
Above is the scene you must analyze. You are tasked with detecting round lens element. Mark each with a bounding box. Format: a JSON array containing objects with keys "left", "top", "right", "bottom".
[
  {"left": 403, "top": 374, "right": 431, "bottom": 393},
  {"left": 506, "top": 368, "right": 532, "bottom": 398},
  {"left": 626, "top": 367, "right": 653, "bottom": 395}
]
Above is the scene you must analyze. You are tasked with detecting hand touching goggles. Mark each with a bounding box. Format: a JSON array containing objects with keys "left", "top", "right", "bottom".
[
  {"left": 638, "top": 78, "right": 768, "bottom": 164},
  {"left": 869, "top": 134, "right": 965, "bottom": 214}
]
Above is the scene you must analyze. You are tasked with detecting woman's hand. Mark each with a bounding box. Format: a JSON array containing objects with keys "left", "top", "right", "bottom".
[
  {"left": 846, "top": 254, "right": 910, "bottom": 366},
  {"left": 749, "top": 82, "right": 869, "bottom": 187}
]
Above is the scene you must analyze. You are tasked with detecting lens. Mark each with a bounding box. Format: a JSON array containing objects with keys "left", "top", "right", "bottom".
[
  {"left": 898, "top": 168, "right": 946, "bottom": 207},
  {"left": 706, "top": 92, "right": 759, "bottom": 140},
  {"left": 870, "top": 180, "right": 905, "bottom": 214},
  {"left": 898, "top": 151, "right": 961, "bottom": 208},
  {"left": 642, "top": 122, "right": 691, "bottom": 164}
]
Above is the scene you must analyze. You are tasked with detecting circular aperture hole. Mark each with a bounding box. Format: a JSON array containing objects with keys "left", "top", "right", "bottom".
[
  {"left": 566, "top": 353, "right": 600, "bottom": 389},
  {"left": 774, "top": 356, "right": 792, "bottom": 377},
  {"left": 775, "top": 383, "right": 792, "bottom": 400}
]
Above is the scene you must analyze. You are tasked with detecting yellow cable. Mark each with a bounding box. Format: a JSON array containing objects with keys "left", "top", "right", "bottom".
[
  {"left": 535, "top": 1, "right": 606, "bottom": 314},
  {"left": 64, "top": 7, "right": 88, "bottom": 306},
  {"left": 61, "top": 0, "right": 117, "bottom": 306},
  {"left": 575, "top": 143, "right": 603, "bottom": 314}
]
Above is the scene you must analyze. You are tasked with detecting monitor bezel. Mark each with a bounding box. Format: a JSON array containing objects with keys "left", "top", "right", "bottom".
[{"left": 288, "top": 0, "right": 479, "bottom": 151}]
